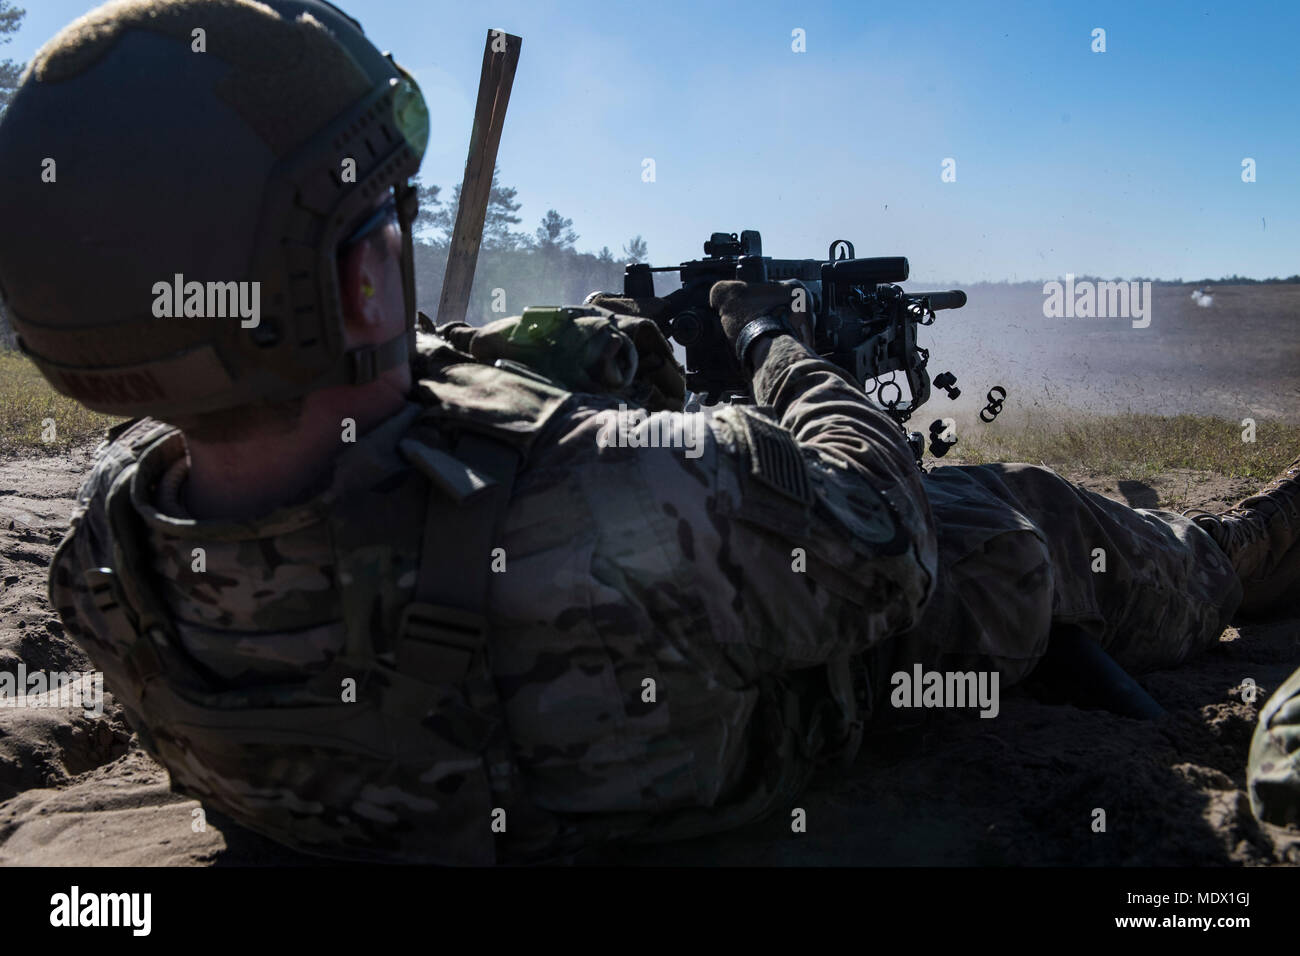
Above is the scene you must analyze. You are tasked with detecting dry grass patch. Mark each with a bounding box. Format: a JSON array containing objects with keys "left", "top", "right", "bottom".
[
  {"left": 954, "top": 409, "right": 1298, "bottom": 482},
  {"left": 0, "top": 351, "right": 123, "bottom": 454}
]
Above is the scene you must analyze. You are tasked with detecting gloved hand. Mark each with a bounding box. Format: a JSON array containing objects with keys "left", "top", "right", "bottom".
[
  {"left": 607, "top": 312, "right": 686, "bottom": 412},
  {"left": 583, "top": 288, "right": 692, "bottom": 411},
  {"left": 437, "top": 302, "right": 687, "bottom": 412},
  {"left": 583, "top": 285, "right": 693, "bottom": 323},
  {"left": 709, "top": 280, "right": 814, "bottom": 370}
]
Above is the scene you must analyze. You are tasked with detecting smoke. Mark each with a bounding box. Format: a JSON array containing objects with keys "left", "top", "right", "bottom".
[{"left": 914, "top": 282, "right": 1299, "bottom": 423}]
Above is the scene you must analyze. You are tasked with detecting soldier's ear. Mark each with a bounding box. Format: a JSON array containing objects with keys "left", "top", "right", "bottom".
[{"left": 338, "top": 239, "right": 389, "bottom": 332}]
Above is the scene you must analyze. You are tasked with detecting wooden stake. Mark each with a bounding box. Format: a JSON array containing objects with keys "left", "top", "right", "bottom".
[{"left": 435, "top": 29, "right": 522, "bottom": 327}]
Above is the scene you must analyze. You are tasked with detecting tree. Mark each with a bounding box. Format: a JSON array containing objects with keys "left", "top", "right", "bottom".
[
  {"left": 409, "top": 177, "right": 442, "bottom": 240},
  {"left": 431, "top": 164, "right": 528, "bottom": 251},
  {"left": 597, "top": 246, "right": 614, "bottom": 263},
  {"left": 534, "top": 209, "right": 577, "bottom": 253},
  {"left": 0, "top": 2, "right": 24, "bottom": 114},
  {"left": 0, "top": 2, "right": 18, "bottom": 346},
  {"left": 622, "top": 235, "right": 648, "bottom": 264}
]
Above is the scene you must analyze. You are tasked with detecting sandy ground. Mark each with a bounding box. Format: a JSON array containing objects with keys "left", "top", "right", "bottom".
[{"left": 1, "top": 444, "right": 1297, "bottom": 866}]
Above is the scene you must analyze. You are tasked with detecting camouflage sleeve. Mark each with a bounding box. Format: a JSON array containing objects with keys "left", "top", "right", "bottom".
[
  {"left": 741, "top": 331, "right": 937, "bottom": 645},
  {"left": 751, "top": 334, "right": 932, "bottom": 538},
  {"left": 50, "top": 433, "right": 131, "bottom": 653},
  {"left": 48, "top": 420, "right": 177, "bottom": 731},
  {"left": 506, "top": 337, "right": 937, "bottom": 684}
]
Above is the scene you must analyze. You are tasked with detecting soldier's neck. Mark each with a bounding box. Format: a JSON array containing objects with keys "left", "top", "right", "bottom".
[{"left": 180, "top": 370, "right": 411, "bottom": 520}]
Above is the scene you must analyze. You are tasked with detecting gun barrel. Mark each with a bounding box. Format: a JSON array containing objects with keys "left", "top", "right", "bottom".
[
  {"left": 918, "top": 290, "right": 966, "bottom": 311},
  {"left": 828, "top": 256, "right": 910, "bottom": 285}
]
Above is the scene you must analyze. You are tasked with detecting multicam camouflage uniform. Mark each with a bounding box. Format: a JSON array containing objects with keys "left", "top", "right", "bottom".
[
  {"left": 887, "top": 456, "right": 1241, "bottom": 690},
  {"left": 1248, "top": 665, "right": 1300, "bottom": 827},
  {"left": 49, "top": 330, "right": 1242, "bottom": 860}
]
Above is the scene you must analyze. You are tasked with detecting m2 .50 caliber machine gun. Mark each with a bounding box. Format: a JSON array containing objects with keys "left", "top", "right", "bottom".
[{"left": 621, "top": 229, "right": 967, "bottom": 464}]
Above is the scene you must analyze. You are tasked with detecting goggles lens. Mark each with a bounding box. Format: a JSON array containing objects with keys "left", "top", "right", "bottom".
[
  {"left": 389, "top": 58, "right": 430, "bottom": 161},
  {"left": 341, "top": 196, "right": 399, "bottom": 247}
]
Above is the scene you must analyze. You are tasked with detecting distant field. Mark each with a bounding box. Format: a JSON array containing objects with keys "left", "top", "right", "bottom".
[{"left": 0, "top": 351, "right": 122, "bottom": 454}]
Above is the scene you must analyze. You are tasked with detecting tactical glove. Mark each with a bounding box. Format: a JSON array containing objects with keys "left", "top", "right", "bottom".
[
  {"left": 607, "top": 312, "right": 687, "bottom": 412},
  {"left": 709, "top": 280, "right": 814, "bottom": 372},
  {"left": 584, "top": 288, "right": 692, "bottom": 412},
  {"left": 583, "top": 285, "right": 692, "bottom": 323},
  {"left": 437, "top": 303, "right": 686, "bottom": 413}
]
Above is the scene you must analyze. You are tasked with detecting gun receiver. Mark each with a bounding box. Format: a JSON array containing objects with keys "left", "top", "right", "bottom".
[{"left": 624, "top": 230, "right": 965, "bottom": 428}]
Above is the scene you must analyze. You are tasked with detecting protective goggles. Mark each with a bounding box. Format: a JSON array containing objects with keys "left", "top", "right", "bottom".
[{"left": 340, "top": 195, "right": 400, "bottom": 248}]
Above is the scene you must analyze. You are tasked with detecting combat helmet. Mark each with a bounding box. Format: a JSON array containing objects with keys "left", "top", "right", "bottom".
[{"left": 0, "top": 0, "right": 429, "bottom": 418}]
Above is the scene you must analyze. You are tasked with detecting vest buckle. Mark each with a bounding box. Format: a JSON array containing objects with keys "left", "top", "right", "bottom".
[{"left": 396, "top": 602, "right": 486, "bottom": 684}]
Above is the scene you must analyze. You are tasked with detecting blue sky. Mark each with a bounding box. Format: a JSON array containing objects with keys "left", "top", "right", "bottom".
[{"left": 7, "top": 0, "right": 1299, "bottom": 282}]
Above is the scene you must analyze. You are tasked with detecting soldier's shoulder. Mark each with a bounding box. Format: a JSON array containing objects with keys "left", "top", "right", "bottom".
[
  {"left": 413, "top": 346, "right": 584, "bottom": 453},
  {"left": 55, "top": 417, "right": 177, "bottom": 574},
  {"left": 81, "top": 417, "right": 178, "bottom": 505},
  {"left": 411, "top": 329, "right": 471, "bottom": 378},
  {"left": 410, "top": 341, "right": 723, "bottom": 479}
]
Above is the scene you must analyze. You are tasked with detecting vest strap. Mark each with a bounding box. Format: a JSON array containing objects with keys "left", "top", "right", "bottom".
[{"left": 398, "top": 431, "right": 519, "bottom": 675}]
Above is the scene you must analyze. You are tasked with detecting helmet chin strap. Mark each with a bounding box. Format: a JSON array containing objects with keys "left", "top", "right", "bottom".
[
  {"left": 343, "top": 331, "right": 410, "bottom": 385},
  {"left": 338, "top": 181, "right": 421, "bottom": 387}
]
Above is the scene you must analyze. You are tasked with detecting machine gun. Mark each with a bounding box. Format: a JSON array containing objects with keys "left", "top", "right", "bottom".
[{"left": 622, "top": 229, "right": 967, "bottom": 460}]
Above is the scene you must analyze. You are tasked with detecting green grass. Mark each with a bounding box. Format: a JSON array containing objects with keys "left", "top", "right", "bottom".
[
  {"left": 0, "top": 351, "right": 124, "bottom": 454},
  {"left": 952, "top": 409, "right": 1299, "bottom": 482}
]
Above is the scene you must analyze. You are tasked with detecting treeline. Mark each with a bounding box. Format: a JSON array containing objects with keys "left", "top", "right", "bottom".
[
  {"left": 0, "top": 2, "right": 21, "bottom": 112},
  {"left": 1180, "top": 275, "right": 1300, "bottom": 286},
  {"left": 0, "top": 2, "right": 21, "bottom": 346},
  {"left": 409, "top": 167, "right": 646, "bottom": 325}
]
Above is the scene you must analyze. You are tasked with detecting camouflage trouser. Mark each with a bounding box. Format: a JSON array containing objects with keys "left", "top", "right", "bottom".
[{"left": 874, "top": 463, "right": 1243, "bottom": 697}]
